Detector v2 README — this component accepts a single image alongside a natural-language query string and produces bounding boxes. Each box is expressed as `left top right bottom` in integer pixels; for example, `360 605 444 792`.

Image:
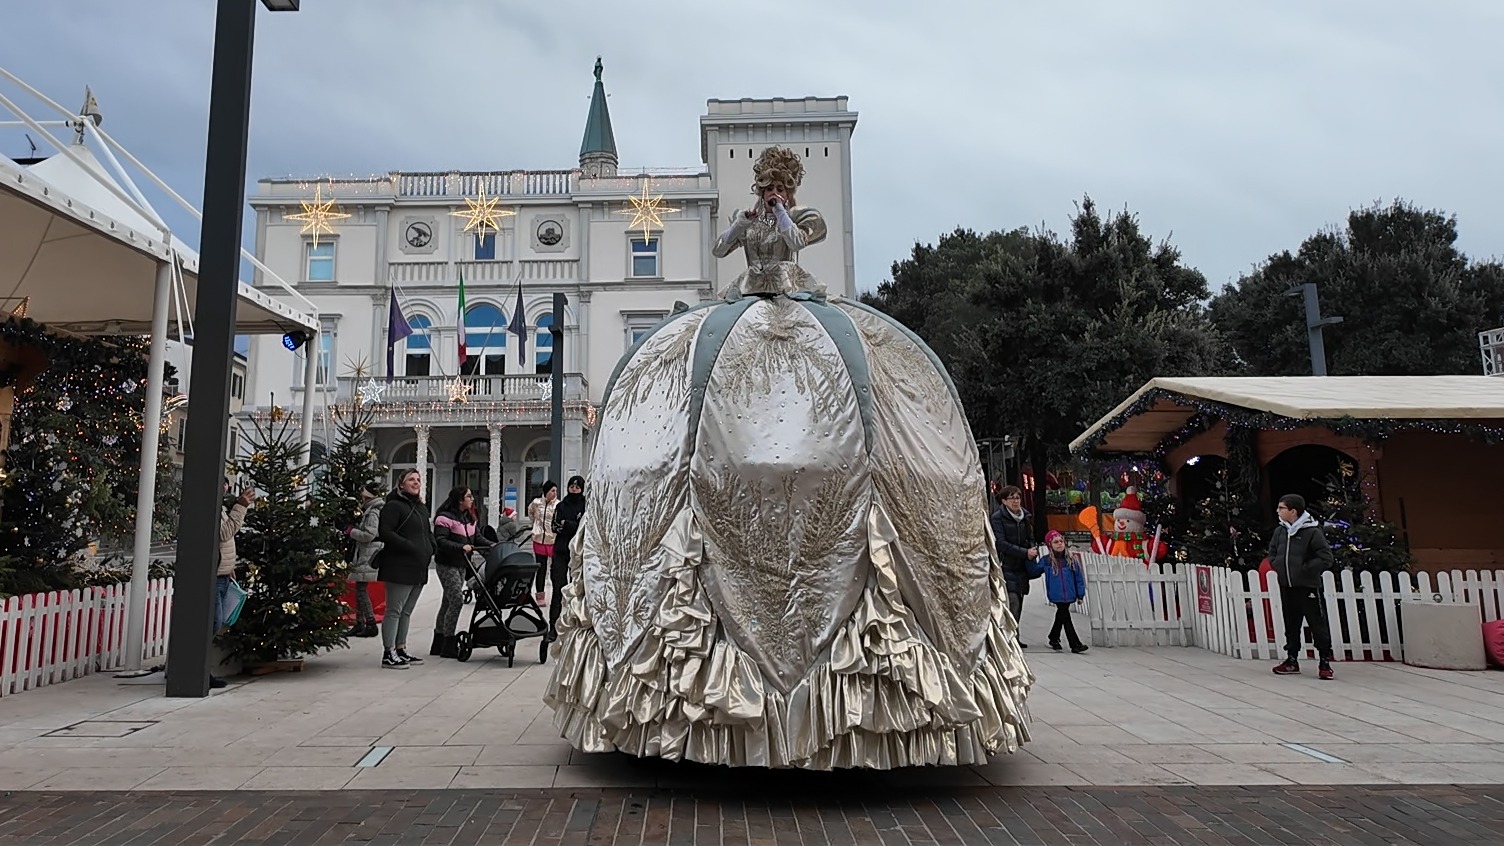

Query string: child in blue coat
1036 530 1089 653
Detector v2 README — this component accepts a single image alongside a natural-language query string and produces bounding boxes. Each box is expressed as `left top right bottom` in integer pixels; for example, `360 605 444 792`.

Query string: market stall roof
1 146 316 336
1070 376 1504 455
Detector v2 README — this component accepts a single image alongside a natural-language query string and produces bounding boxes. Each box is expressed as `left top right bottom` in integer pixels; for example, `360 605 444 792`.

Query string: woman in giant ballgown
544 147 1032 769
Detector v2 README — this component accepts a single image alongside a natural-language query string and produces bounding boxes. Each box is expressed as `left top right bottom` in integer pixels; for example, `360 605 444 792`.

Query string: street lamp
166 0 300 699
1284 283 1343 377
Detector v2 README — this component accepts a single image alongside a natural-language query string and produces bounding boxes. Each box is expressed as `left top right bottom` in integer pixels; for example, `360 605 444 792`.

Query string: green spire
579 56 617 160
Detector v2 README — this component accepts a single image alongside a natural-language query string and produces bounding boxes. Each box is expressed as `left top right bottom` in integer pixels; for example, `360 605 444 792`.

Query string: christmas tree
1309 460 1412 574
312 400 386 560
1174 462 1267 570
216 413 348 665
0 319 147 594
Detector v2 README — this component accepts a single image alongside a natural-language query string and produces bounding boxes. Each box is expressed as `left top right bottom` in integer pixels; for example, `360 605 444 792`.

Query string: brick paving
2 785 1503 845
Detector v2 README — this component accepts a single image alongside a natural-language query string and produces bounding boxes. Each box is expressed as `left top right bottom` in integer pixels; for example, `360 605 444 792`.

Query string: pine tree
1309 460 1412 574
312 401 386 562
216 414 348 665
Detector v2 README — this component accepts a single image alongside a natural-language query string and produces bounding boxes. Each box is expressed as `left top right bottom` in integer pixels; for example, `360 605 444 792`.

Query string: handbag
223 579 248 628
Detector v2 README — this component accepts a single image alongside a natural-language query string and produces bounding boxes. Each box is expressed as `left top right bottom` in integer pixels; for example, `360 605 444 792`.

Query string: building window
474 232 497 261
306 241 335 282
295 318 338 388
534 313 554 374
462 303 507 376
230 372 244 400
630 237 659 278
622 311 666 351
174 417 187 450
404 315 432 376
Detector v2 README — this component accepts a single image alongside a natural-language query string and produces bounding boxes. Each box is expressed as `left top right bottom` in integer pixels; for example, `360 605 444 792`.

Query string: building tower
699 97 859 299
579 57 618 178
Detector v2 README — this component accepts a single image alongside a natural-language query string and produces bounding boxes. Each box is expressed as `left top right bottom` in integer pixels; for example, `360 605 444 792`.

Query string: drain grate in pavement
1282 742 1347 763
43 720 158 738
356 746 393 767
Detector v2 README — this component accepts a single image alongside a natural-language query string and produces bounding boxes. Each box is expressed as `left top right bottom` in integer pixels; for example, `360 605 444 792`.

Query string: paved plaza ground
2 591 1504 843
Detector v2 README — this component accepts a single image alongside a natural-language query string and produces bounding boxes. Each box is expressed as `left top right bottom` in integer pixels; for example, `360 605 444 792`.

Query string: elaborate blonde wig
751 146 805 204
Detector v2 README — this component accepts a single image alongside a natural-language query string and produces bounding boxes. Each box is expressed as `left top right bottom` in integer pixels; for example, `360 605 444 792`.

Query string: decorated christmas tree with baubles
1310 460 1411 575
216 412 348 666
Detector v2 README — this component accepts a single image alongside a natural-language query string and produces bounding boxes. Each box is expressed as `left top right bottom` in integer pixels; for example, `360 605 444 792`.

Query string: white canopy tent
0 68 320 673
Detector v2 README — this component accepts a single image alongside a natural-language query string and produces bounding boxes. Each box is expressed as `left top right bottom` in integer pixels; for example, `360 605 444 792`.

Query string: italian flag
456 271 467 366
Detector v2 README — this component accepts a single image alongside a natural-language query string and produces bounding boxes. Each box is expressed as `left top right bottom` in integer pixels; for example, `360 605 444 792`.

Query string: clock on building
405 221 433 248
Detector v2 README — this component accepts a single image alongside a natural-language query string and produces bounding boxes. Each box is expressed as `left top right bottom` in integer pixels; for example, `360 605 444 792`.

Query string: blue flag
386 290 413 383
506 285 528 364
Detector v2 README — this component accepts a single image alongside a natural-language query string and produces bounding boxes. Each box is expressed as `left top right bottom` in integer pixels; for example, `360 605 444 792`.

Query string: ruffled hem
543 502 1033 770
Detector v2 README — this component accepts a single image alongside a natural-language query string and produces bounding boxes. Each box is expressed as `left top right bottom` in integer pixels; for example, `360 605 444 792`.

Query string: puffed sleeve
777 206 828 252
712 211 749 258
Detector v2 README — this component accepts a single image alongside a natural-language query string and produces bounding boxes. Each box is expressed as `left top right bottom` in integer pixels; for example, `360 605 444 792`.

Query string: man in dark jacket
1268 493 1337 680
989 485 1039 648
547 475 588 640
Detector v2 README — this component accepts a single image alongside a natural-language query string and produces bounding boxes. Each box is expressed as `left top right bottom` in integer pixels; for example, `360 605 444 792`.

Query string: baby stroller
454 517 550 667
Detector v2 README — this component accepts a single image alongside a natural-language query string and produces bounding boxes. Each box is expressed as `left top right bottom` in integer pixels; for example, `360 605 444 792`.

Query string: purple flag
386 290 413 383
506 285 528 363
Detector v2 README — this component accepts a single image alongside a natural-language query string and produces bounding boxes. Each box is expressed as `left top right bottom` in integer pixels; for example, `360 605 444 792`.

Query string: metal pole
1289 282 1343 377
166 0 258 698
549 293 566 486
299 330 317 466
1302 284 1328 377
122 260 172 673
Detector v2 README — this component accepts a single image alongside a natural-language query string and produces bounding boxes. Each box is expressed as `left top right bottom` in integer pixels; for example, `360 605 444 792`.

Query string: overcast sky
4 1 1501 294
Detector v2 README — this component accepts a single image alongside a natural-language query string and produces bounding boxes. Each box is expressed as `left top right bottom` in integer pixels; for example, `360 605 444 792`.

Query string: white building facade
243 63 858 519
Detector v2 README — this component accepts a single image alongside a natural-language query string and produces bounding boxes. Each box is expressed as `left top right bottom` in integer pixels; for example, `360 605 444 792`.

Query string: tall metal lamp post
1286 282 1343 377
549 293 567 486
165 0 301 699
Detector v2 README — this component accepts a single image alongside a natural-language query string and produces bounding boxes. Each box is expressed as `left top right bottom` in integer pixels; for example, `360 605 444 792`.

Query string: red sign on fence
1196 565 1214 615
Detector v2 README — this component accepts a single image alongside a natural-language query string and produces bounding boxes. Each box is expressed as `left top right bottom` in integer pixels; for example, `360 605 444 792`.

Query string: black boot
360 620 380 637
429 632 444 656
440 635 461 659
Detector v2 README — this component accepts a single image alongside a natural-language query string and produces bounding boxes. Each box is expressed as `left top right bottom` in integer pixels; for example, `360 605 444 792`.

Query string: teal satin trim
838 300 965 410
599 300 721 414
797 299 874 456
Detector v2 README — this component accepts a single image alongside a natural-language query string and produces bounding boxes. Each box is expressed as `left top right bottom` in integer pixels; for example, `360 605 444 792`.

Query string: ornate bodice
713 206 829 295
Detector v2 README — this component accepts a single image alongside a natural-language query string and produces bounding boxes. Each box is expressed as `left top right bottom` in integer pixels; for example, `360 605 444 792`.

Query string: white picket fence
0 578 173 696
1080 553 1504 662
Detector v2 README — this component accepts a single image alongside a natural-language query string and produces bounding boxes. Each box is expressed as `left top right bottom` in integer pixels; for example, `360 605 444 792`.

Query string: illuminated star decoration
614 179 679 243
446 377 474 403
538 381 553 403
449 188 516 234
355 379 386 405
285 183 350 248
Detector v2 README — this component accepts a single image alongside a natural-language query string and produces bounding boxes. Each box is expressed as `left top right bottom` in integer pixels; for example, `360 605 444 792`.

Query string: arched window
535 313 553 374
463 303 507 376
404 314 433 376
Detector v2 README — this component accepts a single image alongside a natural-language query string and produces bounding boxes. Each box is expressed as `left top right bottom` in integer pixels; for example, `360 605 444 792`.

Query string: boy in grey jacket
1268 494 1336 680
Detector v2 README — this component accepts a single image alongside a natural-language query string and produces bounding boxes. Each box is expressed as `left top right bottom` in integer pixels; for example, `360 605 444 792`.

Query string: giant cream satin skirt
544 288 1033 769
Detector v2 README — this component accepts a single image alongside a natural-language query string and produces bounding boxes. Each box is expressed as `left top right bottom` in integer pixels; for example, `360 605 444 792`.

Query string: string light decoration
354 379 386 405
449 188 516 234
285 183 351 248
446 377 474 403
614 179 679 243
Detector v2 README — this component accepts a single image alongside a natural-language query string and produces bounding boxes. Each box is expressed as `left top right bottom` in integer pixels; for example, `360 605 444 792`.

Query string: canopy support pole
122 259 172 673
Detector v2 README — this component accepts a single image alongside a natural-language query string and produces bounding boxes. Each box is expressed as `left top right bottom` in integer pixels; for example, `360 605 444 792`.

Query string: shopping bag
223 579 248 628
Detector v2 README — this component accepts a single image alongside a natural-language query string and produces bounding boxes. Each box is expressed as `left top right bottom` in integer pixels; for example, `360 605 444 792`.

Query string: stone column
415 423 430 507
487 423 503 525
